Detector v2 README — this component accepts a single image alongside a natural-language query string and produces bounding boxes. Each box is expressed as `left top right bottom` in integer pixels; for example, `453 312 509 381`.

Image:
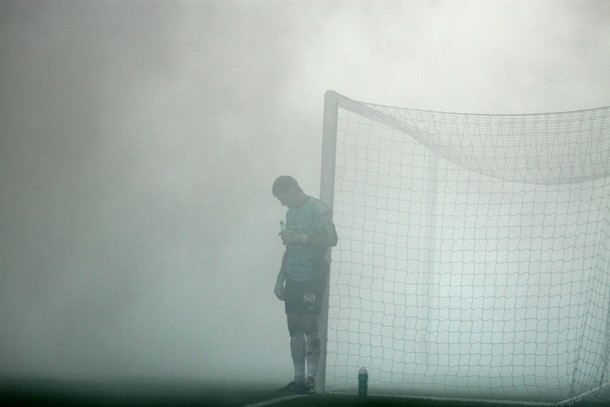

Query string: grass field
0 378 606 407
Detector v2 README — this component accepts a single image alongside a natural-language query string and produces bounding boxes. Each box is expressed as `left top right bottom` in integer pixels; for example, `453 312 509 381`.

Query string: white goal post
317 91 610 405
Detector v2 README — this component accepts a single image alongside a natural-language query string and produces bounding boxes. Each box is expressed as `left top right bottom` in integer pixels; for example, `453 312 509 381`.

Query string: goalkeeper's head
272 176 305 208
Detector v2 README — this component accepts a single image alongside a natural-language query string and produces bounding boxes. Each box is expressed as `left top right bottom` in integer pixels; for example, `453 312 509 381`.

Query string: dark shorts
284 262 329 315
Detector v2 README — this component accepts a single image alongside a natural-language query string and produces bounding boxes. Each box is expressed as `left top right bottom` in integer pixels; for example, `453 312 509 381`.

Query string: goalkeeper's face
275 189 301 208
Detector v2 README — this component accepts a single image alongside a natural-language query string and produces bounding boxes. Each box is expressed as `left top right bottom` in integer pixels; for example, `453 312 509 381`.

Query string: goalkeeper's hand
274 280 285 301
279 229 307 245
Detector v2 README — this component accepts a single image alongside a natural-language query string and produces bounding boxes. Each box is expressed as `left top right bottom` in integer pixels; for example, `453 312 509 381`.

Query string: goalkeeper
272 176 337 394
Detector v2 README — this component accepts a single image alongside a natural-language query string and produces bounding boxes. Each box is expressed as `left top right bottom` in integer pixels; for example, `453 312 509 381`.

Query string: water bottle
358 367 368 396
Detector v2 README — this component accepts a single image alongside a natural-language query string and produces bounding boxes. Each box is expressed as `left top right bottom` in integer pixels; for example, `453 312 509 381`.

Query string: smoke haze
1 0 609 386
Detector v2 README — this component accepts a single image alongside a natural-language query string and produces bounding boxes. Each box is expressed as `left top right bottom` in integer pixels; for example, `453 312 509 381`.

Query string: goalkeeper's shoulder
309 196 331 212
313 202 338 247
307 196 337 247
308 197 334 223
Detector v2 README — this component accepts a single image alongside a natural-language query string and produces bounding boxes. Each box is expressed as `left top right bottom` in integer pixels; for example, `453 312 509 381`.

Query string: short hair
272 176 302 196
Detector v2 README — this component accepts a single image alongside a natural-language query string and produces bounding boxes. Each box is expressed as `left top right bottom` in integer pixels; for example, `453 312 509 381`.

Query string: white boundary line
242 394 307 407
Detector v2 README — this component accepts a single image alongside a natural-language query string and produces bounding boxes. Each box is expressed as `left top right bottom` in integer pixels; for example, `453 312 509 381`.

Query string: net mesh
324 95 610 404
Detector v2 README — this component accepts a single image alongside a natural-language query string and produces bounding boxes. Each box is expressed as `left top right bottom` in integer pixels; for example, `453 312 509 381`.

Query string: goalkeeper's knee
290 332 306 357
306 332 320 356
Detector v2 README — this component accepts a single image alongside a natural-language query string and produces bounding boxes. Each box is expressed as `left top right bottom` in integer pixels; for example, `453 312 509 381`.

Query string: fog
1 0 609 388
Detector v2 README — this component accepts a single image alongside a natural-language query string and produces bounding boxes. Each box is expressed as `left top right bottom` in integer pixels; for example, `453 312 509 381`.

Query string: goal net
319 91 610 404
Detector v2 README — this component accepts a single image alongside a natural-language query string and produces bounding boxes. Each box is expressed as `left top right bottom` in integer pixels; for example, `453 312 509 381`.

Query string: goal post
318 91 610 404
317 90 339 393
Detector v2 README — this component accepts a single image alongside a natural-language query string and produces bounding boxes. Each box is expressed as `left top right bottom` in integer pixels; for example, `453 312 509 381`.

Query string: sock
305 332 321 379
290 332 306 384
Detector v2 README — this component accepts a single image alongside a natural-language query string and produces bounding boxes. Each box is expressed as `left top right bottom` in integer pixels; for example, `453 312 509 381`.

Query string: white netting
323 94 610 404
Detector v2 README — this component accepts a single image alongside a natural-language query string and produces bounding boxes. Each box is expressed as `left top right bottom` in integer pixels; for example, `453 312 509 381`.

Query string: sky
1 0 609 388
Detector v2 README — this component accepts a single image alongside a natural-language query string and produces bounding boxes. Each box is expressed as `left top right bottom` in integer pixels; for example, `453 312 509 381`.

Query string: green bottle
358 367 368 396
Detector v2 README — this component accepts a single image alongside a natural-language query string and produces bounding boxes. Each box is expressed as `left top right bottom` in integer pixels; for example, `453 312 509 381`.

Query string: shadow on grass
0 377 282 406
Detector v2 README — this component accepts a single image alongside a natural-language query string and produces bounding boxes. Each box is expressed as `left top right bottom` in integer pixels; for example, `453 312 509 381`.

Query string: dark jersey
284 196 334 282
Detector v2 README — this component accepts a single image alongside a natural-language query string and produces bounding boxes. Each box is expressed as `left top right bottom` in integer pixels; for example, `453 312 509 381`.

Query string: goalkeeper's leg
303 315 320 392
290 329 306 384
275 314 308 394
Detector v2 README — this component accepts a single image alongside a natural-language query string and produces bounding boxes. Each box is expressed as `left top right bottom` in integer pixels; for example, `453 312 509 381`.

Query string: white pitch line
242 394 307 407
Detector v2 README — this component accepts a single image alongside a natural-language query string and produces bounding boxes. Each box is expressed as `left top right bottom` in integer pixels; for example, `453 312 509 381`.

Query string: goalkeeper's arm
281 223 338 247
308 223 338 248
274 251 287 300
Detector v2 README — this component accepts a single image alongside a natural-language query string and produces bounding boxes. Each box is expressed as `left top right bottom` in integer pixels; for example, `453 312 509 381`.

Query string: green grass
0 378 274 406
0 378 602 407
272 393 551 407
